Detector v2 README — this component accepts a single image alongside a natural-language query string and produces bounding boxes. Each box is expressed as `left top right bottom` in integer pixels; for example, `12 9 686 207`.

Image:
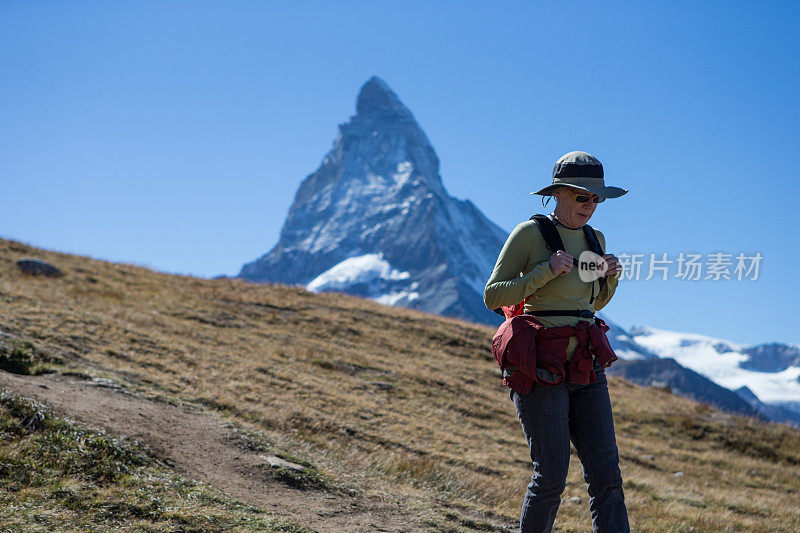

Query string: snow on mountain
307 253 411 292
238 77 507 325
629 325 800 419
306 253 420 306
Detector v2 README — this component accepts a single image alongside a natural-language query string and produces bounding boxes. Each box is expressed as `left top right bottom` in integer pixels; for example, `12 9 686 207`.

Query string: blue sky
2 1 799 345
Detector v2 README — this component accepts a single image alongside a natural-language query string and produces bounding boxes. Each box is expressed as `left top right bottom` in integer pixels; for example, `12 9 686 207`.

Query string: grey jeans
510 360 630 533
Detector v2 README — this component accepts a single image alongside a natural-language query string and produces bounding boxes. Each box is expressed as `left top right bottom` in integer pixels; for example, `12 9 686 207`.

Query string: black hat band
553 162 604 180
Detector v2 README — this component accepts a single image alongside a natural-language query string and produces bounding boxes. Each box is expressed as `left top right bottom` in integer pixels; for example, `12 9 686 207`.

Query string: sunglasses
565 189 605 203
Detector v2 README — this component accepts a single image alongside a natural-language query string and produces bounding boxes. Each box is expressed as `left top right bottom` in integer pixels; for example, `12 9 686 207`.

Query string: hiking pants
510 359 630 533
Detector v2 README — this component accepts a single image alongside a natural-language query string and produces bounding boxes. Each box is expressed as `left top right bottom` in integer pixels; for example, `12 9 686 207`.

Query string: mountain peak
356 77 413 120
239 77 509 326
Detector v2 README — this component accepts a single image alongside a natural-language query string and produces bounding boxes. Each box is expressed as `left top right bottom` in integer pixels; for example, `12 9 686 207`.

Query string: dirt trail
0 370 428 532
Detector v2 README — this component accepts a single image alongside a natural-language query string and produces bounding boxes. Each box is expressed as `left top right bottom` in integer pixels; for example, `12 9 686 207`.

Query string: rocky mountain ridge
239 77 506 325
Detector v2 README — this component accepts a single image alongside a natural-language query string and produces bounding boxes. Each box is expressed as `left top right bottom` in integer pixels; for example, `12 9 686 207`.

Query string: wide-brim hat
531 151 628 198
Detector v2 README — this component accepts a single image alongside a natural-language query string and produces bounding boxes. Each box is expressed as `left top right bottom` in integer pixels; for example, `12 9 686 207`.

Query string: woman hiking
484 151 630 532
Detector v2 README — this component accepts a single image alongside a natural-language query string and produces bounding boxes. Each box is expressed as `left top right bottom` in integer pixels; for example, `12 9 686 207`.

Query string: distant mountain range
601 315 800 427
238 77 799 427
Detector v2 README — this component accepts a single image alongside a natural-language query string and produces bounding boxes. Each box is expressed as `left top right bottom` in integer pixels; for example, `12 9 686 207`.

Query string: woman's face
553 186 600 227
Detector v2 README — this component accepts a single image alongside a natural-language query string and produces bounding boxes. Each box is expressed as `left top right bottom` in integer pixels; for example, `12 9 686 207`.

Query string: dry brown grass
2 236 799 532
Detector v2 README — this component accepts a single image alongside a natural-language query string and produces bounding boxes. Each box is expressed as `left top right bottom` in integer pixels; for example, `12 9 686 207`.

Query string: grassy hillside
0 388 305 532
2 237 800 532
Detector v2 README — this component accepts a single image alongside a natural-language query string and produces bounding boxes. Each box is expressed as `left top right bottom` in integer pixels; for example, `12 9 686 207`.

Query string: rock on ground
16 258 63 277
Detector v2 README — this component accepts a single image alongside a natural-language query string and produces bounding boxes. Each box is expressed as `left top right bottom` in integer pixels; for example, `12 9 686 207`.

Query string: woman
484 151 630 532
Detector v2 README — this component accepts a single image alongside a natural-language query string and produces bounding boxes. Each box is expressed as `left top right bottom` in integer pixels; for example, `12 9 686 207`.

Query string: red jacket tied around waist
491 315 618 394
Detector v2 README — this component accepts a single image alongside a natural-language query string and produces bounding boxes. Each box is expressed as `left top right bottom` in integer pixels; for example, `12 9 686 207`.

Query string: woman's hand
603 254 622 276
549 250 574 276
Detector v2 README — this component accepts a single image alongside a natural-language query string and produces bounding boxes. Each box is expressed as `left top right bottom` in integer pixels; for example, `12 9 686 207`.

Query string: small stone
673 471 684 477
639 454 655 462
370 381 394 390
565 496 582 504
16 258 63 278
262 455 306 472
88 377 121 389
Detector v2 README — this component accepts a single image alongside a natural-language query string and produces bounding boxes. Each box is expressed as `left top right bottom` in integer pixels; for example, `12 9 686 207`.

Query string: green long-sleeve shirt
484 219 620 359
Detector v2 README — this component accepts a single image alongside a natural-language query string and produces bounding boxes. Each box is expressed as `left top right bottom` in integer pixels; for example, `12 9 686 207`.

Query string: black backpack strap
582 224 604 255
531 214 566 253
582 223 607 303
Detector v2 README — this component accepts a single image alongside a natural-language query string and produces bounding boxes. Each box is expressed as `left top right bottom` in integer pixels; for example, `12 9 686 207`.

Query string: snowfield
306 253 410 293
630 325 800 405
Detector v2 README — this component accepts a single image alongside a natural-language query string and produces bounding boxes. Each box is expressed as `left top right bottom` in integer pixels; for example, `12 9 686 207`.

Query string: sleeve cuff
526 260 557 292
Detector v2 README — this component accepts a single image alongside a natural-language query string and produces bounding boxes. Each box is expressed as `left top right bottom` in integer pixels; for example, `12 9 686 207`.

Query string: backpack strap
582 223 607 303
582 223 604 256
531 214 565 253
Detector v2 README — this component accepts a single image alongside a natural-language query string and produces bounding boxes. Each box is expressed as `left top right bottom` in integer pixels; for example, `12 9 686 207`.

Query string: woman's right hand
549 250 574 276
